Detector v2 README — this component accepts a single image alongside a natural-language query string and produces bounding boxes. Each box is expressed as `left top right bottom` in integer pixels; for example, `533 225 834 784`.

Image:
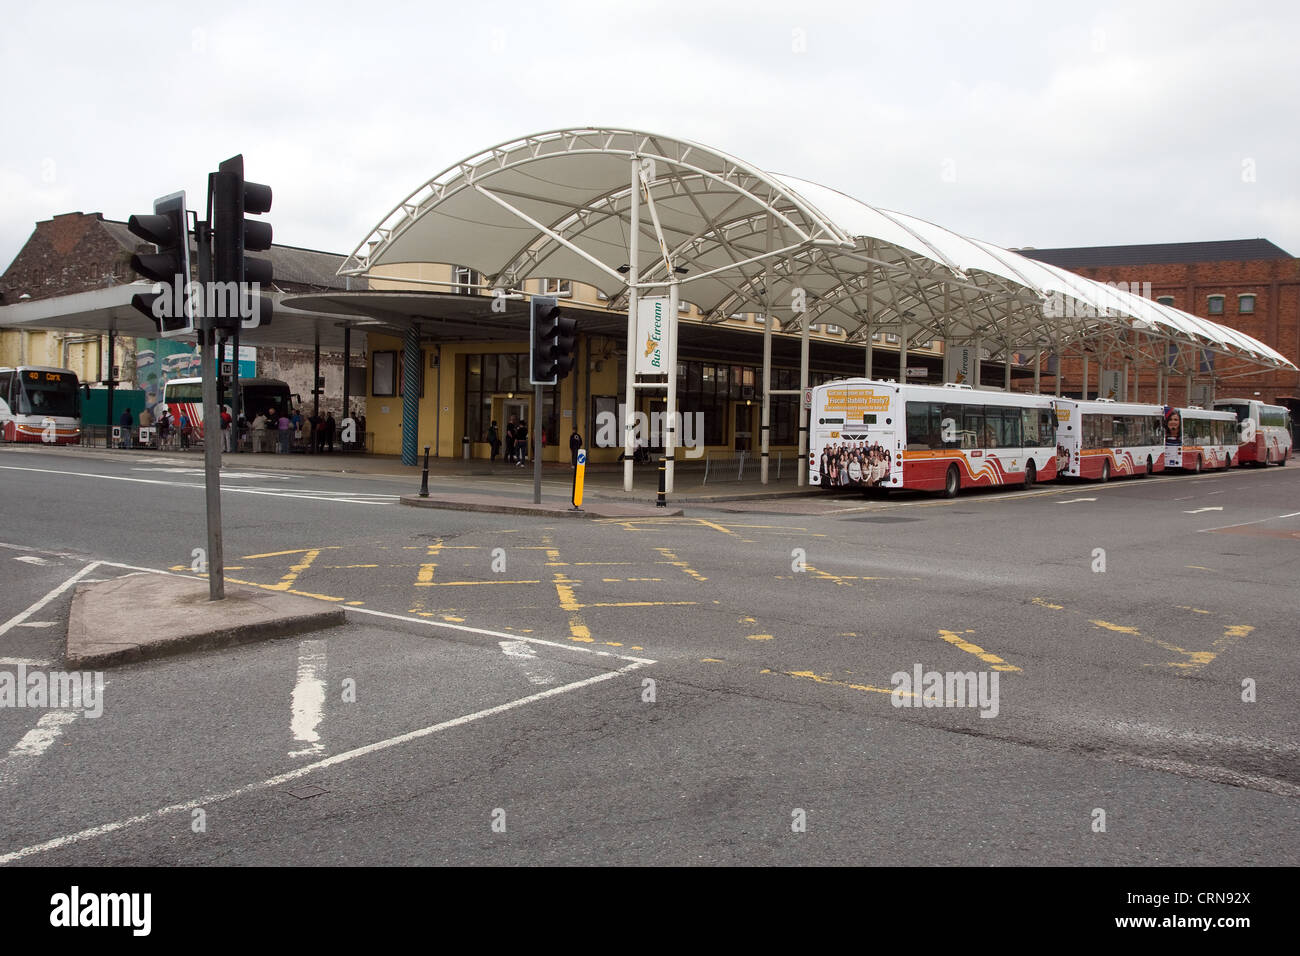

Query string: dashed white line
289 640 327 758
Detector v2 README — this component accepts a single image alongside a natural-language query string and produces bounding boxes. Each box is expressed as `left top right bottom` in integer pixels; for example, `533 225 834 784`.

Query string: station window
1156 295 1175 306
453 266 480 295
1238 294 1256 314
542 278 572 297
1207 295 1225 315
826 324 841 335
886 333 898 343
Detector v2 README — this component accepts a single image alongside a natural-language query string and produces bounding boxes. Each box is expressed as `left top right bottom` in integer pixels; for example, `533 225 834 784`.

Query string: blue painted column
401 324 420 466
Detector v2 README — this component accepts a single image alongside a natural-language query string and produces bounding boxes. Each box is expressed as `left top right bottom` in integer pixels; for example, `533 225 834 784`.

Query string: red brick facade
0 212 136 304
1044 257 1300 406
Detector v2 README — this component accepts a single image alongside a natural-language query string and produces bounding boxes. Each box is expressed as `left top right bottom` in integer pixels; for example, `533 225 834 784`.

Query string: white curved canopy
343 127 1294 376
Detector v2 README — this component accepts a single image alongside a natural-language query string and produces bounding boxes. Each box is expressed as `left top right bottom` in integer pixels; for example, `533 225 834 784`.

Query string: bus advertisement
161 377 294 440
0 366 81 444
809 379 1058 497
1163 406 1237 472
1052 398 1167 481
1212 398 1292 466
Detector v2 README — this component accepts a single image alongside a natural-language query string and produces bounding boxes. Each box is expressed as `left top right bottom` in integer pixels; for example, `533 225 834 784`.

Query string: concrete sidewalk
67 573 345 668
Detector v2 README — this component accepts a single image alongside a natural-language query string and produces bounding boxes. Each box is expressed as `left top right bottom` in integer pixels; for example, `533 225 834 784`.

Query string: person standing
157 409 172 450
120 408 133 449
178 411 191 450
488 421 501 463
505 415 517 465
278 411 292 454
220 406 233 453
325 413 336 453
250 412 267 453
569 428 583 468
515 418 529 467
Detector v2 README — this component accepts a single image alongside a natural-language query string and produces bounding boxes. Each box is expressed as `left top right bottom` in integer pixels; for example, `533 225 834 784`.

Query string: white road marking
1057 497 1096 504
1184 506 1224 514
289 640 327 757
0 561 102 639
0 662 648 864
0 658 51 667
1197 510 1300 533
0 466 397 505
14 622 58 629
0 712 80 786
13 556 49 566
498 639 557 686
344 605 655 665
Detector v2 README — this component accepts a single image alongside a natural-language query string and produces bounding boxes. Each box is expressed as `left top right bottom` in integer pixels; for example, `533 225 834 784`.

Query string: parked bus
161 376 294 440
1163 406 1237 472
809 379 1058 497
1212 398 1292 466
0 366 81 444
1052 398 1166 480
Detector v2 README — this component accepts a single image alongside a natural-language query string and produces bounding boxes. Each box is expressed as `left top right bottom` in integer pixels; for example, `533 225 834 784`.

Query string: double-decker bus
1052 398 1166 480
1212 398 1292 466
1163 406 1237 472
0 366 81 444
809 379 1058 497
161 376 294 440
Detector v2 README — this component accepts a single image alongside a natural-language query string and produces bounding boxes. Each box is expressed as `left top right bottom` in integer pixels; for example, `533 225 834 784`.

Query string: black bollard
656 456 667 508
419 445 430 498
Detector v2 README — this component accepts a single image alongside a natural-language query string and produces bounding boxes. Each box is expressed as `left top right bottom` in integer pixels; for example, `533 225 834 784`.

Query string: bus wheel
943 464 960 498
1100 459 1111 483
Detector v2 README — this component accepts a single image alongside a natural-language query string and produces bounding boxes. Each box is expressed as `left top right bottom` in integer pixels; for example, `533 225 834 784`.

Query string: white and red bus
0 366 81 444
1163 406 1237 472
160 376 294 440
809 379 1059 497
1052 399 1167 480
1212 398 1292 466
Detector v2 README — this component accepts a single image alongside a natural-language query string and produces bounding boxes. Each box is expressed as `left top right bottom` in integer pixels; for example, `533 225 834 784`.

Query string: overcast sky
3 0 1297 274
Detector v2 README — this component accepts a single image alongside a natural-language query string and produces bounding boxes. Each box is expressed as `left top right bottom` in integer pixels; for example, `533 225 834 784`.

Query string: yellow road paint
937 629 1022 672
585 600 697 608
415 563 437 584
1176 606 1212 614
1186 565 1216 572
693 518 736 536
346 601 364 606
242 547 340 560
264 549 322 592
701 658 723 663
601 577 663 582
225 577 346 603
1032 598 1064 610
325 564 380 569
746 634 774 641
443 615 465 622
654 547 708 582
764 668 907 698
414 580 541 586
838 632 857 637
1089 620 1217 669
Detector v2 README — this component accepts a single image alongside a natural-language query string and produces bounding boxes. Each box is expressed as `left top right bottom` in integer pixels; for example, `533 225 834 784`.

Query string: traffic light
128 191 194 338
530 295 577 385
213 154 273 329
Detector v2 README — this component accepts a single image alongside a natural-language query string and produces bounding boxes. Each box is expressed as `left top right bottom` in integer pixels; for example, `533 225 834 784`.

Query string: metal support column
797 309 810 486
401 324 420 466
1082 355 1089 401
665 277 680 494
759 210 773 485
623 157 640 493
231 327 241 449
342 324 352 427
106 327 116 447
898 324 908 381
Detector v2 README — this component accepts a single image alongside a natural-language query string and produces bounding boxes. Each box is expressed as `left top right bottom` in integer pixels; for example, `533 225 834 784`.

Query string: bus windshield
242 383 292 418
19 372 80 417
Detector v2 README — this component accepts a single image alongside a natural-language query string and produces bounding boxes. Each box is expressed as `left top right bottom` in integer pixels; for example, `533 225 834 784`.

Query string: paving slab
399 492 682 518
66 574 345 668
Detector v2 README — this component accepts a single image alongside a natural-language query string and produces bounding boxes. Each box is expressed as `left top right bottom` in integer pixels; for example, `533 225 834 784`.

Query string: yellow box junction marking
654 547 708 582
762 668 911 699
936 629 1022 672
1089 619 1216 669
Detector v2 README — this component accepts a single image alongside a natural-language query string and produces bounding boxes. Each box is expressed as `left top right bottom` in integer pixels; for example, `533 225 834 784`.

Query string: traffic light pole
195 214 225 602
533 383 543 504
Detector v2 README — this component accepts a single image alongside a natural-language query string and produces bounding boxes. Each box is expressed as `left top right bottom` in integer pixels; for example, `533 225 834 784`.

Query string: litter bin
462 435 471 459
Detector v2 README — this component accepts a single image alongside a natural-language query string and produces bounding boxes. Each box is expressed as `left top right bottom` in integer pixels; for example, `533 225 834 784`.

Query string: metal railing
701 450 784 483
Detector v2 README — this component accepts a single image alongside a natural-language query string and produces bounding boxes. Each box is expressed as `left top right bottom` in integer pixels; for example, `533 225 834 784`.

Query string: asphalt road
1 445 1297 865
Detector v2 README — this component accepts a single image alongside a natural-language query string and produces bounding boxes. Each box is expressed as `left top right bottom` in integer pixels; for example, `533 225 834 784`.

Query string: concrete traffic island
66 574 345 668
399 492 682 518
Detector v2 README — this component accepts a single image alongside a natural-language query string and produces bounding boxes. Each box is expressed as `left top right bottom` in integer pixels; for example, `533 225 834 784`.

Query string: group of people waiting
487 415 531 467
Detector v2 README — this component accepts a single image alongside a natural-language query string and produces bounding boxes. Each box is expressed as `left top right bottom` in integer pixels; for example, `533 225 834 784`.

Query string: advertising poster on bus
816 384 892 488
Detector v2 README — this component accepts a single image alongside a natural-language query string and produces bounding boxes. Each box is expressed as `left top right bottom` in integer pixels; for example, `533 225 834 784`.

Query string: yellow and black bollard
419 445 430 498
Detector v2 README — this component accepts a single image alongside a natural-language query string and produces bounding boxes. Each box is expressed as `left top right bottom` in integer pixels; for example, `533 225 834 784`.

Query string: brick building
1020 239 1299 406
0 211 368 418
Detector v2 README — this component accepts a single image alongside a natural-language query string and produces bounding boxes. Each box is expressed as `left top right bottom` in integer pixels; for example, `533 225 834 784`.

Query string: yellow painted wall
0 330 108 382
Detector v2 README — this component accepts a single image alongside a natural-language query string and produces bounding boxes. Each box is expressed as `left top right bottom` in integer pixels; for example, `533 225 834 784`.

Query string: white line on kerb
0 561 102 638
0 662 648 865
